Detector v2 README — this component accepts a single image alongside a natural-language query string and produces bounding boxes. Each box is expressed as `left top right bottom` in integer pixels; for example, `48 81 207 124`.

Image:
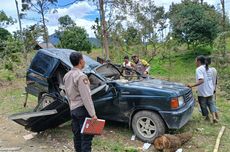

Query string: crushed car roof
39 48 101 70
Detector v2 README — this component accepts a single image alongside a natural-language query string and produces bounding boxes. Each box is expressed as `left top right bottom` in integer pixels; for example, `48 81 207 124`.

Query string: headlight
171 96 184 109
178 96 185 107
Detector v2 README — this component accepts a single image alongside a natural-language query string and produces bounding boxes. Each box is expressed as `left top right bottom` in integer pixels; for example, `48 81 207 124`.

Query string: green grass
0 46 230 151
0 78 37 115
0 69 16 81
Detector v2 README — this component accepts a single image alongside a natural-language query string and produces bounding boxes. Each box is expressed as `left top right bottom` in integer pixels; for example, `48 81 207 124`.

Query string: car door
10 72 114 132
10 97 71 132
26 51 59 97
90 65 122 120
87 73 115 117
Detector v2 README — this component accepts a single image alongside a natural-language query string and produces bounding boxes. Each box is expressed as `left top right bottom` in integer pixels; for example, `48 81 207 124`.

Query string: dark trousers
198 96 216 116
71 106 94 152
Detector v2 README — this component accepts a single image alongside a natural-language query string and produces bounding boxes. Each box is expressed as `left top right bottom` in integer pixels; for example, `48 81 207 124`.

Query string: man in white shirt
188 55 217 123
206 57 218 119
122 55 134 78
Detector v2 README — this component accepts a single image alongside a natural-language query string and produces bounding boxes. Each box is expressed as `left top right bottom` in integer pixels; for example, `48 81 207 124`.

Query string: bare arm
188 79 204 88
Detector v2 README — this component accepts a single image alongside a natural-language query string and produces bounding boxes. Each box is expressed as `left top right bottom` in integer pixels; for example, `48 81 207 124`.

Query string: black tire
132 110 165 142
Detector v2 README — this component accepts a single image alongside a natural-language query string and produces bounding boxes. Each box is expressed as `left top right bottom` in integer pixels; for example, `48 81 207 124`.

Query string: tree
214 31 230 100
110 0 166 57
123 26 141 45
0 10 14 27
14 24 43 52
21 0 57 48
58 15 76 29
58 26 91 53
61 0 110 59
0 28 11 41
56 15 76 38
168 0 222 48
92 17 103 54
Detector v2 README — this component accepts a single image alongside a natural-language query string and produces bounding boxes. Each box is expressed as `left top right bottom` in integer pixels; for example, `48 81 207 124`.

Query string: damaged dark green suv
10 48 195 142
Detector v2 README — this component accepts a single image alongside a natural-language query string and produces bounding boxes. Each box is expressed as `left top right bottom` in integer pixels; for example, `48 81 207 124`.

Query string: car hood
127 78 188 95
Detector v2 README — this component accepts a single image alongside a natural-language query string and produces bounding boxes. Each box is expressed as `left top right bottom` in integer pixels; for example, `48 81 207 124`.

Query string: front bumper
159 98 195 129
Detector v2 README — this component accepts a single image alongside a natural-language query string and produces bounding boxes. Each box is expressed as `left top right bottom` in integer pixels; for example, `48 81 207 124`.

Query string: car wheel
34 93 55 111
132 110 165 142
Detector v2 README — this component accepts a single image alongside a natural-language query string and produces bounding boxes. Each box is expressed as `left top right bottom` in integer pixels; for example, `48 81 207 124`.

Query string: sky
0 0 229 38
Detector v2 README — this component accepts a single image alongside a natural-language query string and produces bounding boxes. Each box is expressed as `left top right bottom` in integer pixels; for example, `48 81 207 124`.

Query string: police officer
63 52 97 152
131 55 150 76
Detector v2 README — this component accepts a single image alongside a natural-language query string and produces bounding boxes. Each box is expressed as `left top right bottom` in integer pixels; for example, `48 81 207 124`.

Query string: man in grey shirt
64 52 97 152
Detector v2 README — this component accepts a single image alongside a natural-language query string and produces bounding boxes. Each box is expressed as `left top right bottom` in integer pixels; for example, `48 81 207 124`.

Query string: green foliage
168 0 221 48
14 24 43 52
0 28 11 41
0 69 15 81
58 15 76 29
213 31 230 99
0 36 23 71
4 37 23 56
58 26 91 53
21 0 58 44
123 26 141 45
21 0 57 11
4 61 13 71
0 10 14 27
92 17 102 44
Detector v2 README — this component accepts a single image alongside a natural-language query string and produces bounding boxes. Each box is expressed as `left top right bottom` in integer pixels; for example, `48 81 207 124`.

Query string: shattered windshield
94 63 147 82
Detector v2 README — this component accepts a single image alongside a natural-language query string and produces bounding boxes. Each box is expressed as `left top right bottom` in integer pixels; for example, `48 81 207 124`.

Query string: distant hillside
48 33 101 48
88 37 101 48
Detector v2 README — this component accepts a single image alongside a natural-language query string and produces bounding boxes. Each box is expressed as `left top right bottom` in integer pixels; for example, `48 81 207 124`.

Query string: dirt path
0 115 74 152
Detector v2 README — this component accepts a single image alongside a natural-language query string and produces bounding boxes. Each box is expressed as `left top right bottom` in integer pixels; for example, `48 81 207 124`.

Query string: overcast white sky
0 0 229 38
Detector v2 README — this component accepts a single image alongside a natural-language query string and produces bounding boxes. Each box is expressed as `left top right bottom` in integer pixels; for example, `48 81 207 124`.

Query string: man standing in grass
64 52 97 152
188 55 218 123
206 56 219 120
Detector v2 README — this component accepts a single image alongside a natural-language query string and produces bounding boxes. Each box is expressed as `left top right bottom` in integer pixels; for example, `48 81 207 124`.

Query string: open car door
9 96 71 132
10 73 110 132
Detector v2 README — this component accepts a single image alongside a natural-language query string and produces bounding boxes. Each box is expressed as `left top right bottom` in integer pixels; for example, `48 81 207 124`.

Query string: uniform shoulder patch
83 78 89 84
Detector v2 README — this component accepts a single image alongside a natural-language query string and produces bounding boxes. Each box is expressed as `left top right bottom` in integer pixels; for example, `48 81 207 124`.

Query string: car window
30 52 57 76
95 63 121 80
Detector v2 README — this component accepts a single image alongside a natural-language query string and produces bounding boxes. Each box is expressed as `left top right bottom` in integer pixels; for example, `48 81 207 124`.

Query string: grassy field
0 47 230 152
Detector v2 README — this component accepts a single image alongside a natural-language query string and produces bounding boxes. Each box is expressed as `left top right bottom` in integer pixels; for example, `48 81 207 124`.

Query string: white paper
131 135 136 141
176 148 183 152
23 133 37 140
142 143 151 151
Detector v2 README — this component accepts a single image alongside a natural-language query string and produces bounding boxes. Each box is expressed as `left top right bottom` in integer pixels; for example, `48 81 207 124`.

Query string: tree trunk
15 0 27 62
220 0 225 31
98 4 104 57
99 0 110 60
40 4 49 48
220 0 226 55
153 133 192 152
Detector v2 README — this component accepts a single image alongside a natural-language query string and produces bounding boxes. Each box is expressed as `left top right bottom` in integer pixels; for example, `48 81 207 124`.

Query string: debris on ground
131 135 136 141
0 147 21 151
142 143 151 151
213 126 225 152
196 128 204 132
23 133 37 140
176 148 183 152
153 132 192 152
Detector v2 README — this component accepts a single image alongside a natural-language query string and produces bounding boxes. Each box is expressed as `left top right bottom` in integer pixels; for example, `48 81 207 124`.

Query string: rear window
30 52 57 76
